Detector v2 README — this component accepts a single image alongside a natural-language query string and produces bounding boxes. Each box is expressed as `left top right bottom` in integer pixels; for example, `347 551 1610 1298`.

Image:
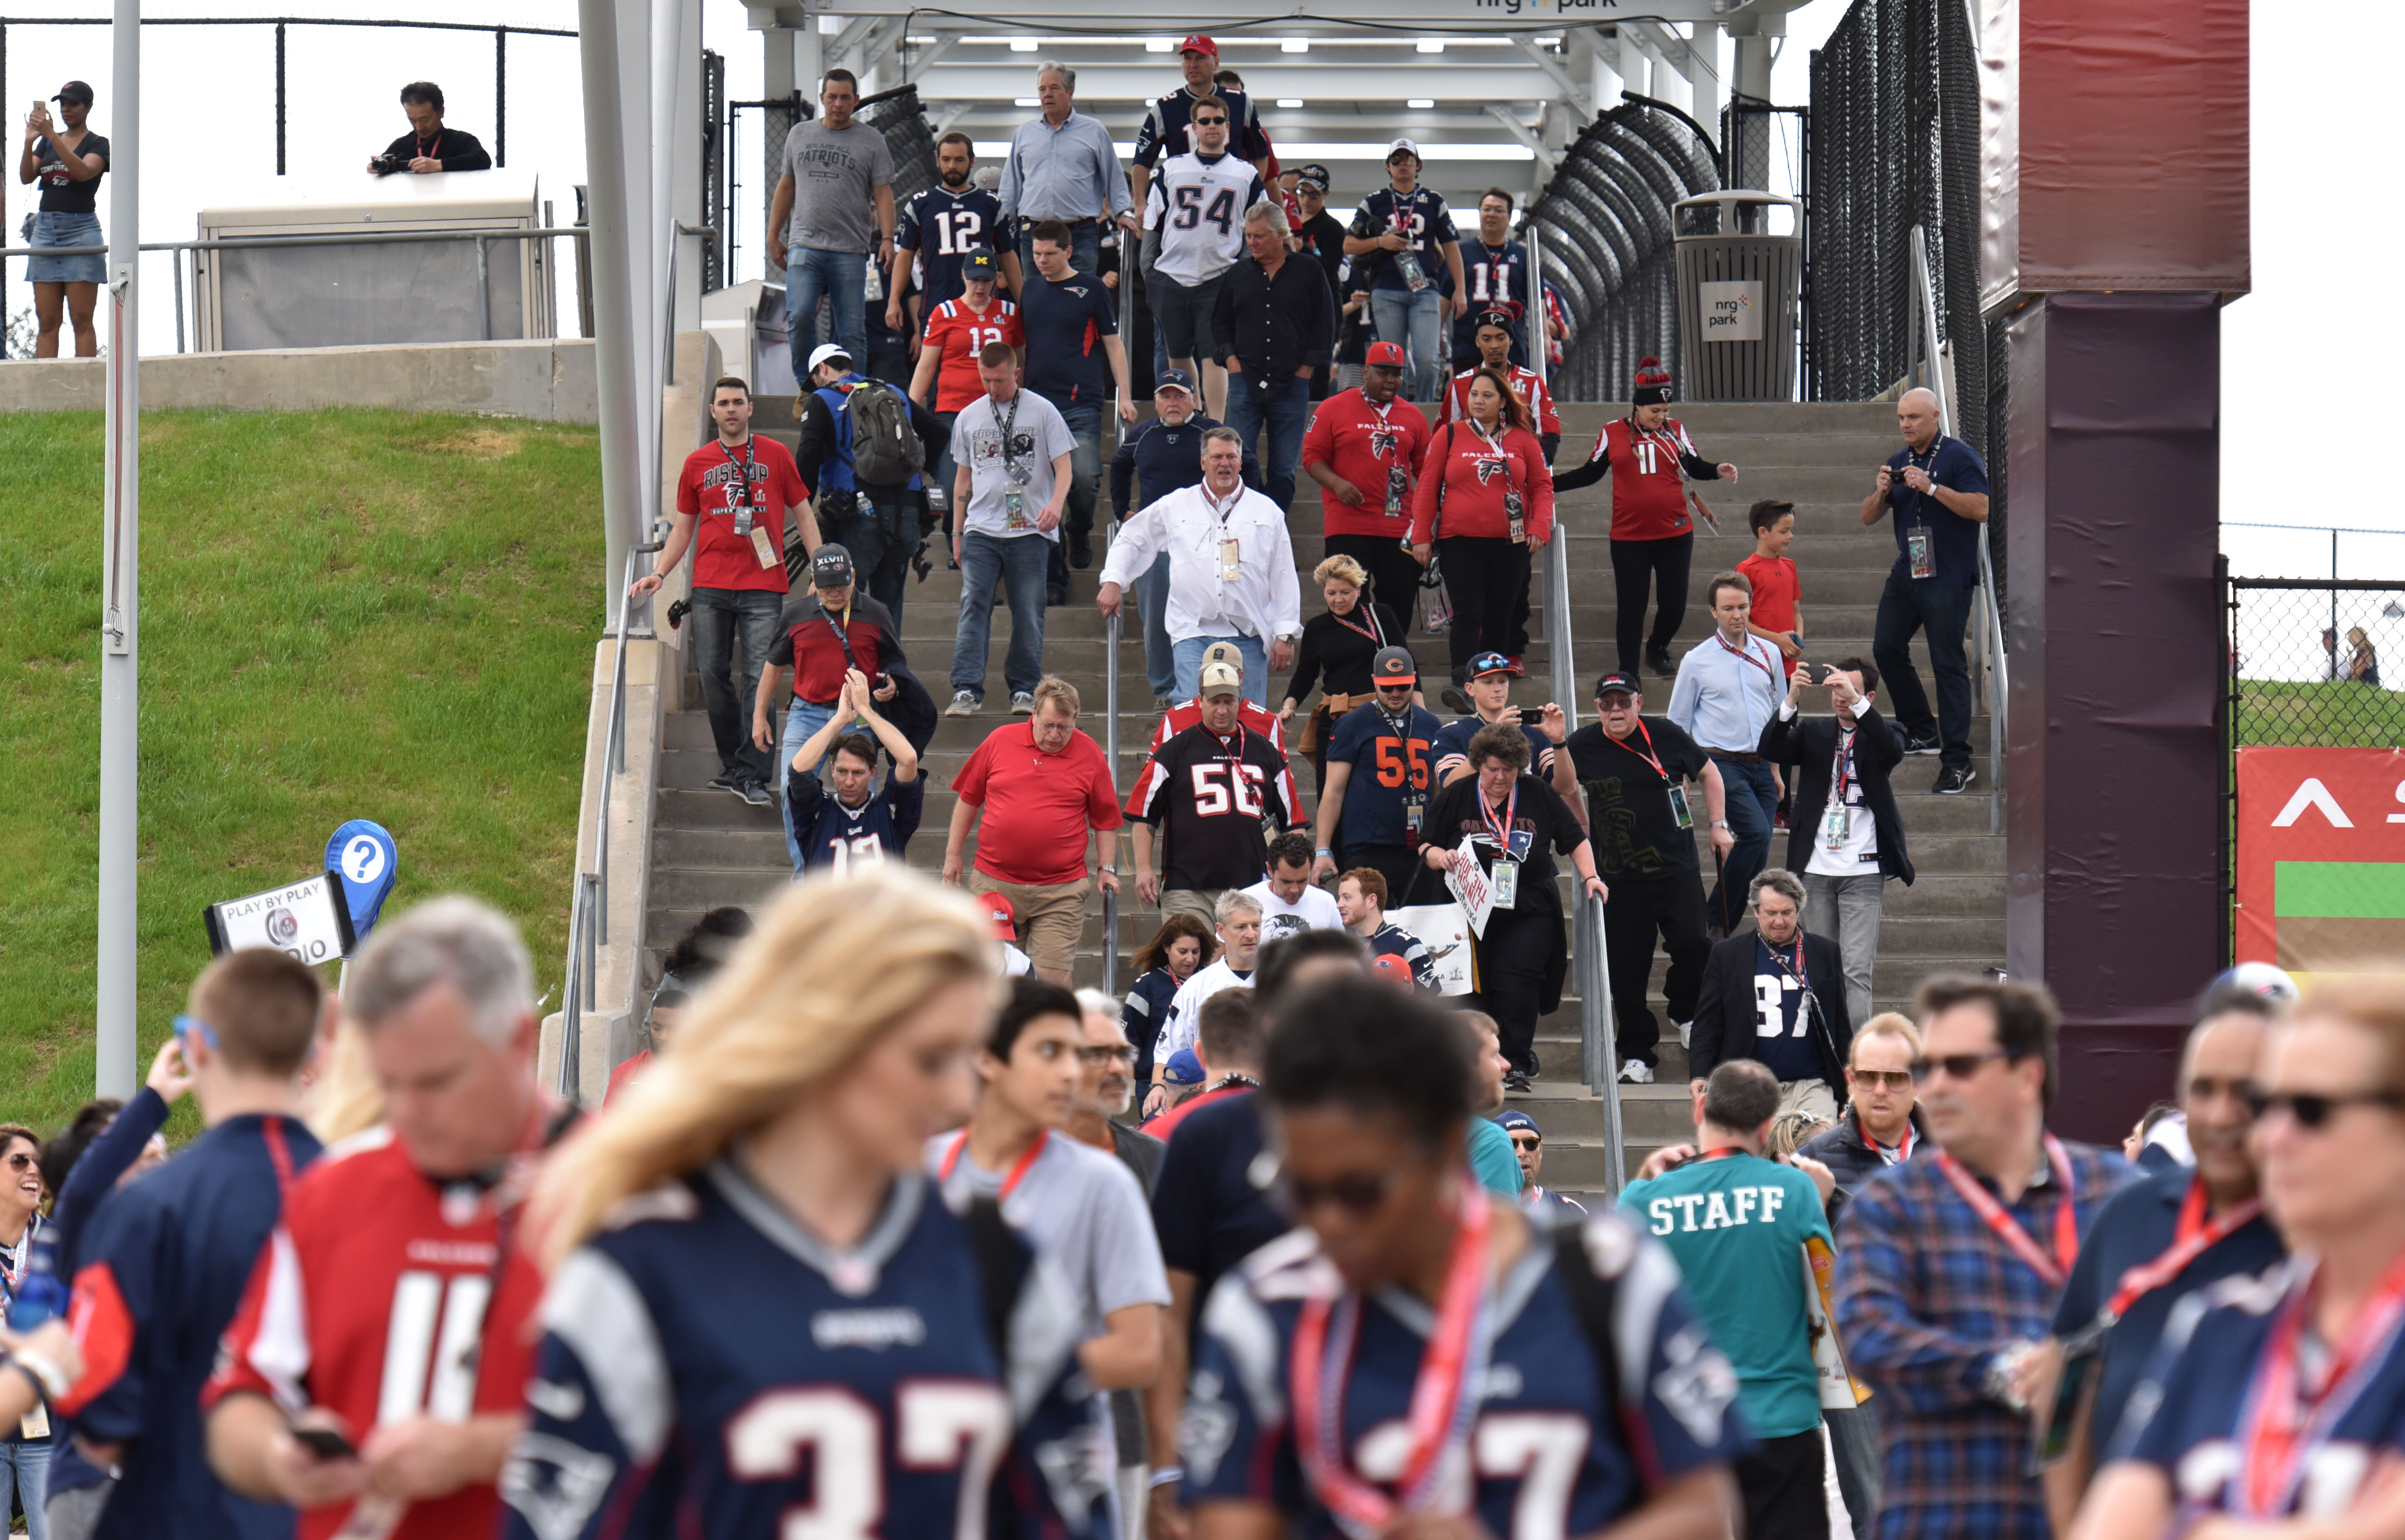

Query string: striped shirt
1833 1140 2132 1540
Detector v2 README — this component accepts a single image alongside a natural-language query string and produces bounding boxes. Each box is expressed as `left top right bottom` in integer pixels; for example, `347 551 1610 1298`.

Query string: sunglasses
1194 116 1228 127
4 1153 32 1173
174 1014 221 1052
1508 1135 1542 1153
2244 1088 2405 1129
1850 1069 1913 1091
1075 1045 1136 1067
1910 1048 2011 1083
1280 1168 1400 1217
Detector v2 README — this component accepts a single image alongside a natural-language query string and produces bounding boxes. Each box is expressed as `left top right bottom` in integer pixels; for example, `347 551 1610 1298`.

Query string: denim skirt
27 210 104 285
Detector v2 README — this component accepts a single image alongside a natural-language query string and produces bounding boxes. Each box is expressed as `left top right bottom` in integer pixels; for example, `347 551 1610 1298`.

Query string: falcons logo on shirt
1368 426 1400 459
1474 456 1508 485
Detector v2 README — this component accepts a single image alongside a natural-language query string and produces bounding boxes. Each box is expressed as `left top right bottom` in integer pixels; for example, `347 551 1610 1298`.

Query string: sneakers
1503 1069 1533 1095
1934 764 1977 795
1439 685 1473 715
946 691 980 717
1153 693 1178 711
1069 534 1093 569
736 779 772 807
1673 1018 1692 1049
1902 732 1942 756
705 771 741 797
1645 646 1675 679
1010 691 1037 715
1618 1060 1656 1085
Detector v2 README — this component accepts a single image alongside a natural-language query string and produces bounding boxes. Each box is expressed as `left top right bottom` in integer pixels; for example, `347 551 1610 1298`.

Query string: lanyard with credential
718 436 759 513
940 1127 1049 1204
2099 1179 2264 1325
1932 1136 2082 1288
1715 629 1780 689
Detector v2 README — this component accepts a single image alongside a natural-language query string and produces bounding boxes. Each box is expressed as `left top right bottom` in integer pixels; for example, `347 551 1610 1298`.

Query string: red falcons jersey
1298 389 1432 540
1582 416 1703 541
1437 364 1560 439
202 1126 549 1540
921 297 1024 413
1150 696 1287 757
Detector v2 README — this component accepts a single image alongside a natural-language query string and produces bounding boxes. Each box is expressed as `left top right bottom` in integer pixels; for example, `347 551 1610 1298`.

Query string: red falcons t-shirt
1735 552 1803 676
1299 389 1432 539
675 434 805 593
952 721 1123 886
921 297 1025 413
1436 364 1561 440
202 1126 548 1540
1581 416 1700 542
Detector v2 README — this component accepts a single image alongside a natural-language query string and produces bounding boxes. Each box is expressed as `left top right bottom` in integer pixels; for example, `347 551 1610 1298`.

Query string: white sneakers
1618 1060 1655 1084
1675 1019 1692 1049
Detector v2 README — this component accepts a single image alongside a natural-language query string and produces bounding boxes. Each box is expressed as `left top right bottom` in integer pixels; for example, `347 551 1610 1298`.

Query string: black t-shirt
1566 716 1710 879
1420 772 1585 911
376 128 493 175
1148 1092 1283 1314
1127 725 1299 892
1294 209 1347 296
35 130 107 214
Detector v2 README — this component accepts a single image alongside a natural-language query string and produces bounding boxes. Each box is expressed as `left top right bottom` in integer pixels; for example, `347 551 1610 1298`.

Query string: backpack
842 378 924 488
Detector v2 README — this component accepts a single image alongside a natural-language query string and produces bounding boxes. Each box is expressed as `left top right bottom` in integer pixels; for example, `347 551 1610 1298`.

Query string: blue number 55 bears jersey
1180 1208 1753 1539
499 1161 1111 1540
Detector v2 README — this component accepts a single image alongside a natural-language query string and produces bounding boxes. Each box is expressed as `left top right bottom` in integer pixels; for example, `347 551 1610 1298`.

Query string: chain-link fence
1527 100 1721 402
2229 579 2405 746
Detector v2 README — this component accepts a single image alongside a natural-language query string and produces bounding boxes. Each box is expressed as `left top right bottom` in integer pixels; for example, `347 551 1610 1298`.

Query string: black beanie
1632 355 1674 407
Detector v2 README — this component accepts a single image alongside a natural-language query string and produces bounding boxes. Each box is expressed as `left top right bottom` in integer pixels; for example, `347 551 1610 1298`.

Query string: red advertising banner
2234 748 2405 976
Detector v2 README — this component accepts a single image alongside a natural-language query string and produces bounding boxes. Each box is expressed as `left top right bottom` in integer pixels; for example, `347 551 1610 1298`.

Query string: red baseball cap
1179 34 1219 55
1366 341 1407 368
977 891 1017 941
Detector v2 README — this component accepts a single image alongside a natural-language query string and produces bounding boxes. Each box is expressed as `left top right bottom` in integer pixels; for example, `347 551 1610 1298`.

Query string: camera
370 152 411 177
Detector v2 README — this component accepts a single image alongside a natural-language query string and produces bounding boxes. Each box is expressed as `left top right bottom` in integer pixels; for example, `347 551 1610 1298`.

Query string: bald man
2035 983 2287 1528
1862 386 1991 796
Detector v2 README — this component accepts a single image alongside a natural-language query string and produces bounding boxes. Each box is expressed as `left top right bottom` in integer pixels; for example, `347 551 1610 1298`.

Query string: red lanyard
417 132 444 163
1479 779 1519 851
1330 603 1386 649
2103 1179 2264 1324
1767 931 1807 988
1623 720 1673 783
1867 1123 1915 1165
1932 1136 2081 1288
940 1128 1049 1204
1715 629 1780 687
2234 1247 2405 1517
1291 1176 1491 1536
719 436 759 511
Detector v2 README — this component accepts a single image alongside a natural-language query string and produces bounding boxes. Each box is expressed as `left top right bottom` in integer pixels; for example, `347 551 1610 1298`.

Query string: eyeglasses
1849 1069 1914 1091
1076 1045 1137 1067
2244 1087 2405 1129
1910 1049 2011 1084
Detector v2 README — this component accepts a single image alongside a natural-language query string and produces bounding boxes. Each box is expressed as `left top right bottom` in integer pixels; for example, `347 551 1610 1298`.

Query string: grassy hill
0 409 603 1134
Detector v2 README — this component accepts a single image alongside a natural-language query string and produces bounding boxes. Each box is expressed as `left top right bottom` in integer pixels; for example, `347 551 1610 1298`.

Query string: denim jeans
822 499 915 624
784 245 869 371
1046 400 1104 597
932 410 962 543
1872 569 1977 771
1172 632 1269 708
690 587 784 785
952 531 1051 699
1019 219 1101 280
1823 1401 1880 1539
1803 869 1885 1029
1135 555 1176 697
1707 754 1782 933
1224 372 1310 511
1371 285 1446 402
1 1438 51 1540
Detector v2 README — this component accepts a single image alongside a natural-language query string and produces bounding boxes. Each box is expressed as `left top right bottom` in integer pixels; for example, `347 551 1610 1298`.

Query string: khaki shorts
970 871 1090 981
1160 888 1223 933
1778 1077 1840 1123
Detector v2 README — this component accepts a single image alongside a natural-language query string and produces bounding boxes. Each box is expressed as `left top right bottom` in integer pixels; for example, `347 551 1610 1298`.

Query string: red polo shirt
952 721 1124 886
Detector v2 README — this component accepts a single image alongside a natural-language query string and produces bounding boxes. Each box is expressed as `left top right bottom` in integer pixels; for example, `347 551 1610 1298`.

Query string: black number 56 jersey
1125 724 1301 892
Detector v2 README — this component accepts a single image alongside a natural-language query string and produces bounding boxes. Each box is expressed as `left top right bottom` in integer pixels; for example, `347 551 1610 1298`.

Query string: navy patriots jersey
901 184 1016 310
788 766 925 873
1182 1209 1750 1538
500 1163 1107 1540
2117 1257 2405 1519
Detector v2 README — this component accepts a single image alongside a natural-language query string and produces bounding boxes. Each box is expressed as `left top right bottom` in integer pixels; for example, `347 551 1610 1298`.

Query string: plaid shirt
1833 1140 2131 1540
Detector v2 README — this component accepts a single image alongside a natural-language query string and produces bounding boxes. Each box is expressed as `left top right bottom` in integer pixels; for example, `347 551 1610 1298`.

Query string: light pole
95 0 141 1099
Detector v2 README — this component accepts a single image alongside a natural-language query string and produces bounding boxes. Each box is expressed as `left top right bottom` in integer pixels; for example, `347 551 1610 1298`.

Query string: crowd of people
0 869 2385 1540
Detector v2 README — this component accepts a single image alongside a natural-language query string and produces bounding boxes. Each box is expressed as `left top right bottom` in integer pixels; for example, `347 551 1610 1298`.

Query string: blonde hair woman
1279 552 1410 791
502 868 1092 1540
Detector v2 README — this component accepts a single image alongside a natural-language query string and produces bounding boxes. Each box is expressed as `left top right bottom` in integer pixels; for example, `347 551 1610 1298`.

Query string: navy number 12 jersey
1182 1209 1751 1539
500 1164 1105 1540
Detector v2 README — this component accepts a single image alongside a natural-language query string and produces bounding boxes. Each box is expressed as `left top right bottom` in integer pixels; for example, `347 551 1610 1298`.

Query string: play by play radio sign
2235 747 2405 977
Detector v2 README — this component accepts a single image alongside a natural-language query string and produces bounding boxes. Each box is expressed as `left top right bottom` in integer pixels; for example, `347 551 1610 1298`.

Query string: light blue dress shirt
1666 630 1785 753
999 109 1134 222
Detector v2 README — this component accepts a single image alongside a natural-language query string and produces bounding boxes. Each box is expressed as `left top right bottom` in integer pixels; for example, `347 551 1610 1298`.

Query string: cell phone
1808 664 1835 685
289 1424 359 1462
1517 707 1545 725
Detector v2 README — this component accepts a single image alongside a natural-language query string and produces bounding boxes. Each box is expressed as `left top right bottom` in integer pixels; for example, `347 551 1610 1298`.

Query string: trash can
1673 192 1801 401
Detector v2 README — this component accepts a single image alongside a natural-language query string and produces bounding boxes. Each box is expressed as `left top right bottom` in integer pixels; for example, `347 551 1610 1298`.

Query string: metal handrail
1099 225 1137 998
1907 225 2006 831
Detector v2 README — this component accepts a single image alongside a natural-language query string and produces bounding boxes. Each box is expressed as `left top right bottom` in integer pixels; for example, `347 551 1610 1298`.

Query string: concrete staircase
642 396 2005 1203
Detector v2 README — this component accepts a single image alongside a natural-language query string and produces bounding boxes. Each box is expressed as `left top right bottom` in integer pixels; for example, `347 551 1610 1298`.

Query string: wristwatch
1710 819 1731 830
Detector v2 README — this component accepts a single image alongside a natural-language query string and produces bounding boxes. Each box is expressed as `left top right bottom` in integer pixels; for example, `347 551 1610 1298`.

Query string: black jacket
1757 702 1914 885
1798 1105 1929 1223
376 128 490 173
1690 928 1853 1086
1211 252 1335 380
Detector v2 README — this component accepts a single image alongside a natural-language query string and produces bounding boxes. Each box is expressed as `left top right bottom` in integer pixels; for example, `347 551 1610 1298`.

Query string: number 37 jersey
499 1163 1107 1540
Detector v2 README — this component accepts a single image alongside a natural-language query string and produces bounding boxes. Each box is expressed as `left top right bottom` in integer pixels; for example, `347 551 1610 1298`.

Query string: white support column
1583 26 1623 111
658 0 703 324
1621 27 1653 101
95 0 140 1099
1689 21 1722 138
1731 21 1773 104
580 0 647 610
1727 17 1774 190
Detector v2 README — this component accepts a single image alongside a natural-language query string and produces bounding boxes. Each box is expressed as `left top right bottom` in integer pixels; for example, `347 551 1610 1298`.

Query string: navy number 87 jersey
500 1164 1106 1540
1181 1211 1751 1539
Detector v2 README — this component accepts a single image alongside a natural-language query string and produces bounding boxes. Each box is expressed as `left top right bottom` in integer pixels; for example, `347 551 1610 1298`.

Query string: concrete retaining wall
0 338 599 423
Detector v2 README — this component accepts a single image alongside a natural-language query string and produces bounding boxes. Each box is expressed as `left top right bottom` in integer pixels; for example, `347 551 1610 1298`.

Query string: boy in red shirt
1736 497 1803 677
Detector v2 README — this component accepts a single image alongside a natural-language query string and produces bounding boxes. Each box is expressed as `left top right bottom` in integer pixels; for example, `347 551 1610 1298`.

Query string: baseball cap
52 81 92 105
1593 671 1641 699
1199 660 1244 698
1370 952 1412 988
1495 1109 1541 1138
1365 341 1407 368
807 342 853 374
1179 34 1219 55
977 890 1017 941
1467 650 1521 679
1155 367 1197 394
811 544 855 589
1371 646 1418 687
1164 1048 1206 1087
1296 164 1332 191
1386 137 1420 160
1201 640 1245 675
962 246 998 278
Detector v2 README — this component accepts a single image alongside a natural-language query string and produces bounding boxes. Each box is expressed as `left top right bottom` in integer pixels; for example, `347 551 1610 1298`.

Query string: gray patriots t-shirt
782 118 895 255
